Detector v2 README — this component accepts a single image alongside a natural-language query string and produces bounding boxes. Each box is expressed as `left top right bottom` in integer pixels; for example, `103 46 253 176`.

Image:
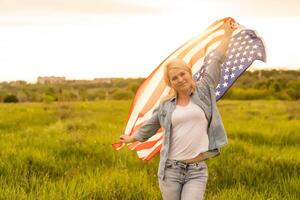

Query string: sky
0 0 300 82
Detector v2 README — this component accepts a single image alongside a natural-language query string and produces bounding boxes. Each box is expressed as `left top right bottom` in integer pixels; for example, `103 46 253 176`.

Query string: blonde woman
120 19 235 200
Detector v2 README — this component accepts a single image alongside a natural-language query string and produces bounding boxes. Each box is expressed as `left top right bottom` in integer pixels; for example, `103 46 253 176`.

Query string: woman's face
168 68 193 93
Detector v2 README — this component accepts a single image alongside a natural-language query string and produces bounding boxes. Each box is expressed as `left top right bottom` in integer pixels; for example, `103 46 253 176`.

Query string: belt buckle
176 160 189 169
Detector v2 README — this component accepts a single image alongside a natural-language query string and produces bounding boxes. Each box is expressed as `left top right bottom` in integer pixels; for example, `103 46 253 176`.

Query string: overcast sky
0 0 299 82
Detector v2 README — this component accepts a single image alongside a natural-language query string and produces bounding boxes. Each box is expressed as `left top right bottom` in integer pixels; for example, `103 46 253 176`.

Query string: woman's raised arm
205 19 236 87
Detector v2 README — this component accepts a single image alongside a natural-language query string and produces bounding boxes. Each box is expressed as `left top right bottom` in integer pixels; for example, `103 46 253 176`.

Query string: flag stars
229 55 234 59
238 65 244 70
257 52 262 57
225 67 229 72
223 82 228 88
245 45 250 49
232 66 237 71
216 91 220 96
231 48 236 53
224 74 229 80
237 36 242 40
248 39 254 43
248 56 253 61
240 57 246 62
234 42 239 46
235 53 240 57
233 59 238 64
245 35 250 39
226 61 231 65
253 44 258 49
238 46 243 51
243 51 247 56
230 73 235 78
250 50 255 54
241 41 246 45
216 84 220 89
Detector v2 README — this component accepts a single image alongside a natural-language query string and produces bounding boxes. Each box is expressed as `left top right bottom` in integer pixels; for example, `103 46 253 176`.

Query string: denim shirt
133 51 227 180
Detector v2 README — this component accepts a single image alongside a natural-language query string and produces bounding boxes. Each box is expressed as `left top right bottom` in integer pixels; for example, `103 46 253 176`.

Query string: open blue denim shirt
133 51 227 180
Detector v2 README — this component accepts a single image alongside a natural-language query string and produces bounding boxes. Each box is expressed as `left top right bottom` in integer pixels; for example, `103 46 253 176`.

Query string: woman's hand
224 18 237 37
215 18 237 55
119 134 135 143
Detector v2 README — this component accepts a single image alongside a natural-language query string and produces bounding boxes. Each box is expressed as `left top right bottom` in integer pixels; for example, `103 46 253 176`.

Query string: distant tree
86 91 106 101
62 91 78 101
3 94 19 103
271 82 281 92
43 95 55 104
17 91 28 102
46 87 55 96
128 83 140 93
285 88 300 100
0 91 5 102
113 78 129 88
112 89 133 100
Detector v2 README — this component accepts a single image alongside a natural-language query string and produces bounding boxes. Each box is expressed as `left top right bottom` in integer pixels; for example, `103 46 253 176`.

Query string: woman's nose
177 76 184 83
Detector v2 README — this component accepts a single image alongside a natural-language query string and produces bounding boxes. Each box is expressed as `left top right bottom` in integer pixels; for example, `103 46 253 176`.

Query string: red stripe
189 35 224 67
112 142 123 149
177 24 225 59
135 136 163 151
144 144 162 161
130 121 145 136
127 141 140 150
126 64 162 122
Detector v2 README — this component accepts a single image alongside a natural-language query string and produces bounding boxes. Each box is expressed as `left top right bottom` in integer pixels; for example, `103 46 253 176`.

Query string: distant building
37 76 66 84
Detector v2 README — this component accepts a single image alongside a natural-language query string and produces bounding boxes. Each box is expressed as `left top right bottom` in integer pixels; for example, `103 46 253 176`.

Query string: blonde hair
160 58 196 104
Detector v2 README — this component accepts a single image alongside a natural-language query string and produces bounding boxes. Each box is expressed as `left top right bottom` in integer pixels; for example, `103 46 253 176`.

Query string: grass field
0 100 299 200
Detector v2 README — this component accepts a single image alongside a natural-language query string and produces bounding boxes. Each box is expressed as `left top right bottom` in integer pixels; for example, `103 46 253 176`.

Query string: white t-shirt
168 100 209 160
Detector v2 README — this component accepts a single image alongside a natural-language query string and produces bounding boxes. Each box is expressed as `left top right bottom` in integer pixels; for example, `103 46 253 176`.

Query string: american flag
113 17 266 160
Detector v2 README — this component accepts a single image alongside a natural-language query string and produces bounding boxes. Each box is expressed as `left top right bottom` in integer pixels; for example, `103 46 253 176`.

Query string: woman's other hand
119 134 134 143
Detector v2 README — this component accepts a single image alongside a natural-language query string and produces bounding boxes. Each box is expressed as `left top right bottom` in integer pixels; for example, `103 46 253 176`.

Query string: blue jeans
158 159 208 200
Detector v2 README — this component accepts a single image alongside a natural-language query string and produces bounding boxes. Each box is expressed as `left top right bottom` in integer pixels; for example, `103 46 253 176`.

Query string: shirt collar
169 90 195 103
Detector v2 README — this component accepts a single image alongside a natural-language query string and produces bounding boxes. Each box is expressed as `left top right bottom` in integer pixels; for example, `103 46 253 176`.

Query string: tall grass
0 100 299 199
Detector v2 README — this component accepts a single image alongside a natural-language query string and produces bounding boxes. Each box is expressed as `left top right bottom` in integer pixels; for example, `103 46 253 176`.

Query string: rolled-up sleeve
205 51 226 88
133 105 161 142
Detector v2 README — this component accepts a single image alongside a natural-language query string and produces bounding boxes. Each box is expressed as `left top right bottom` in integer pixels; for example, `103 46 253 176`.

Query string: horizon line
1 67 299 83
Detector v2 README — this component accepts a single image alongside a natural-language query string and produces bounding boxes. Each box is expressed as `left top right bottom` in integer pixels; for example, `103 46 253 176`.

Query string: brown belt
179 153 205 164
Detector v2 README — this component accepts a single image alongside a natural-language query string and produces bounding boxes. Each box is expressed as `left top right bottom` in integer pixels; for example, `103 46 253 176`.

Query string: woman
120 19 235 200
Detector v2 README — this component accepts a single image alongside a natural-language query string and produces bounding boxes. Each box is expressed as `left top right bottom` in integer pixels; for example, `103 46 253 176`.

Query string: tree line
1 70 299 103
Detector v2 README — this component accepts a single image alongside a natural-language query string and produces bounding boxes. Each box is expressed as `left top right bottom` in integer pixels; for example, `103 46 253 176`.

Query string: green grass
0 100 299 199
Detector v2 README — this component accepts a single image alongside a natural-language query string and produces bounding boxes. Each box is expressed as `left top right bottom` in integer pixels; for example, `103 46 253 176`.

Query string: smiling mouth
178 83 187 87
